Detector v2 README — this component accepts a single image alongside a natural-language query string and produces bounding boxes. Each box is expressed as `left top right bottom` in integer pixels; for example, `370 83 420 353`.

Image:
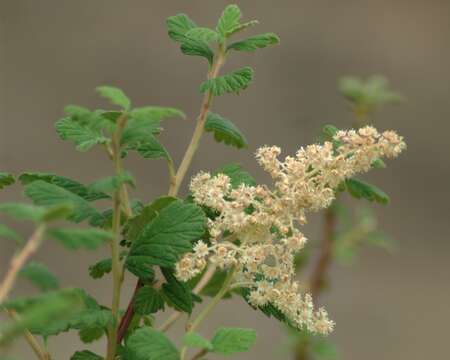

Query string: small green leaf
225 20 259 37
134 135 170 160
130 106 185 122
126 200 205 268
345 178 390 205
179 37 214 65
183 332 213 350
211 327 256 355
371 158 386 169
96 86 131 111
200 67 253 96
0 224 22 243
70 308 113 344
214 163 256 188
19 172 110 201
338 75 404 110
0 203 45 222
227 33 280 52
88 257 112 279
24 180 99 223
0 289 84 344
185 27 219 44
19 262 59 291
166 14 197 42
205 112 248 149
55 117 110 152
70 350 103 360
0 172 15 190
133 286 165 315
217 4 242 37
48 228 113 250
161 267 193 314
89 171 135 194
125 327 179 360
0 203 71 224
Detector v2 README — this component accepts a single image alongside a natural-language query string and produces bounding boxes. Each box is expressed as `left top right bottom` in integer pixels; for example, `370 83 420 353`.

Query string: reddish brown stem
309 206 336 300
116 280 143 343
295 206 336 360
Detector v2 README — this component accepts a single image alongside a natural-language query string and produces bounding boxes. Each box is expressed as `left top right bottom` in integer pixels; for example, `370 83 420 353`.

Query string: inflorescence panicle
176 126 406 335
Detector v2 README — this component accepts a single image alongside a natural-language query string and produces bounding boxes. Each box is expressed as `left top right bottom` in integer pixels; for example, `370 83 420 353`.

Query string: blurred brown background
1 1 449 359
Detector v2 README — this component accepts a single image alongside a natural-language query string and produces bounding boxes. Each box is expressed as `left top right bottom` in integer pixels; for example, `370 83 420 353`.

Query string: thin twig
295 206 336 360
190 348 208 360
0 225 46 304
5 310 51 360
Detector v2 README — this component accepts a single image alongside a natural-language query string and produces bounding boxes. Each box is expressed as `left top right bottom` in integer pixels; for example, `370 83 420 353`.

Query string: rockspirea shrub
0 5 405 360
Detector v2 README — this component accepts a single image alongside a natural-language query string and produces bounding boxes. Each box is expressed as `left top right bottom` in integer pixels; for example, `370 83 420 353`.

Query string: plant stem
168 47 226 196
295 205 336 360
190 348 208 360
180 267 235 360
117 46 227 343
0 224 46 304
106 114 129 360
309 206 336 301
157 265 217 333
6 309 51 360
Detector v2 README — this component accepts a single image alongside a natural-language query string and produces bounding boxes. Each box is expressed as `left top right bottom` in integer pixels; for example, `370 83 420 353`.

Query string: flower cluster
175 126 406 335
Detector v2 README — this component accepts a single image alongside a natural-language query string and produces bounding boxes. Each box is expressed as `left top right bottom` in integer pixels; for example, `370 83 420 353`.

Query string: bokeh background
1 1 449 359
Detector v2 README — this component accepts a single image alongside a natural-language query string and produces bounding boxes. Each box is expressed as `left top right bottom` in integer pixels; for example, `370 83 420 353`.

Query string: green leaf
88 257 112 279
185 27 219 44
19 172 109 201
345 178 390 205
124 196 177 243
161 267 193 314
227 33 280 52
167 14 197 42
130 106 185 122
338 75 404 110
200 67 253 96
24 180 99 223
70 308 113 344
125 327 179 360
125 259 155 281
0 289 84 344
371 158 386 169
126 200 205 268
0 203 46 223
183 332 213 350
48 228 113 250
96 85 131 111
214 163 256 188
55 117 110 152
19 262 59 291
70 350 103 360
216 4 242 37
0 172 15 190
179 36 214 65
134 135 170 160
89 171 135 194
211 327 256 355
0 224 22 243
133 286 165 315
205 112 248 149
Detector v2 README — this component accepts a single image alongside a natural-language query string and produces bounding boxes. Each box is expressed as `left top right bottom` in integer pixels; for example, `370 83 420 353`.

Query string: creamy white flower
176 126 405 335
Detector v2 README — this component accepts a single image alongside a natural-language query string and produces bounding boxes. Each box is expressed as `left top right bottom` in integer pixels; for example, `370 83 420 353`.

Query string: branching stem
180 267 236 360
